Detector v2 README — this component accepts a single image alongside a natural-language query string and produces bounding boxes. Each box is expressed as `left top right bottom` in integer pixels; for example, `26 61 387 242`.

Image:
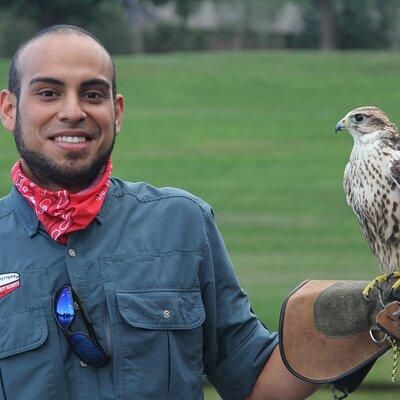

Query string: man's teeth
54 136 87 143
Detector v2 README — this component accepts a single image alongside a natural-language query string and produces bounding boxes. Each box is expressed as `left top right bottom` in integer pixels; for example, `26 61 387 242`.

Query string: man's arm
246 346 319 400
200 206 319 399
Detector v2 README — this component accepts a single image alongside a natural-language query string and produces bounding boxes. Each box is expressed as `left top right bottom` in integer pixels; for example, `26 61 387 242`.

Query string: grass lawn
1 50 400 398
204 384 400 399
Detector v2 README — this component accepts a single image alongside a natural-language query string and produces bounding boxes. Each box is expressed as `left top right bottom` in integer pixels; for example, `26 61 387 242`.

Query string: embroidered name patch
0 273 20 299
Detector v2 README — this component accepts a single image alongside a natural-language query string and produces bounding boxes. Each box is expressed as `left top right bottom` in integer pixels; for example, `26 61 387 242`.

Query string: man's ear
0 89 17 132
114 94 124 135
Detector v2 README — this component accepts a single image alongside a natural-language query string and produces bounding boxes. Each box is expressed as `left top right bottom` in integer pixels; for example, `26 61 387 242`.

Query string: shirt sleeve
200 208 278 400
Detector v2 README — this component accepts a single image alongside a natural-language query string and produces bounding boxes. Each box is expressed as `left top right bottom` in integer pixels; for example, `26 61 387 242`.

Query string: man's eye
38 90 57 97
354 114 364 122
83 92 102 100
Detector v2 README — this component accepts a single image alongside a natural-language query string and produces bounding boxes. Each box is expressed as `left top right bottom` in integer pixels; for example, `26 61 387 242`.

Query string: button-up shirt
0 178 278 400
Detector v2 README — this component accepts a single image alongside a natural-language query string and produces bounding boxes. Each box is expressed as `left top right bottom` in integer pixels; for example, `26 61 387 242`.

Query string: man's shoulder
110 177 213 217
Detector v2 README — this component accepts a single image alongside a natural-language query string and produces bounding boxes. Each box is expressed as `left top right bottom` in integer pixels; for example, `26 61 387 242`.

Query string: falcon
335 106 400 274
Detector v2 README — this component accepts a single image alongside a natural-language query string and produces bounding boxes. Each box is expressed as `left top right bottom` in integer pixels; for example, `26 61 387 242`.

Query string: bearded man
0 25 317 400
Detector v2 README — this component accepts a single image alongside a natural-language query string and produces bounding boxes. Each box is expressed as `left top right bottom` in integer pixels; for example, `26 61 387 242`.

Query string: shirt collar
11 179 114 237
11 186 39 237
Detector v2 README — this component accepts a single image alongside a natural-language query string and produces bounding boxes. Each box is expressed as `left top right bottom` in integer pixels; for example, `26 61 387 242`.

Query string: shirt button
80 361 87 367
68 249 76 257
163 310 171 319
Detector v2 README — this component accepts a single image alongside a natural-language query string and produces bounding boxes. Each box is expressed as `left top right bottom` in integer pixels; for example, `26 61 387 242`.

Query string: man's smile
54 136 88 143
48 129 93 140
50 137 94 152
47 129 95 151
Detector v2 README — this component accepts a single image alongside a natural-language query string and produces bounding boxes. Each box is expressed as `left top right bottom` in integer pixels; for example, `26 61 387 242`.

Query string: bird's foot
363 272 400 299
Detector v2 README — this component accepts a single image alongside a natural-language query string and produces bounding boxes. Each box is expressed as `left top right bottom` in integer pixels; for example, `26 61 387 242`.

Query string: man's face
0 34 124 191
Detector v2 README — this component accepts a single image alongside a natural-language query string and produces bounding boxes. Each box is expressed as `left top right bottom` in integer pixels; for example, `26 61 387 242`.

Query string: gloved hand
279 276 400 400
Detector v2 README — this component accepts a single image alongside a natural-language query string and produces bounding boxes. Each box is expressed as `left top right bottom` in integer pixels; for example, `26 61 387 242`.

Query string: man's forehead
17 33 114 85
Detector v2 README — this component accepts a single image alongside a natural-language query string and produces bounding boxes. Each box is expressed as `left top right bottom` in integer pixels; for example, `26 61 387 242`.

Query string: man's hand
246 346 319 400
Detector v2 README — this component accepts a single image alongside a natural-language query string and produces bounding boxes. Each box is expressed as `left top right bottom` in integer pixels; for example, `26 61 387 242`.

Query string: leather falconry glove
279 274 400 400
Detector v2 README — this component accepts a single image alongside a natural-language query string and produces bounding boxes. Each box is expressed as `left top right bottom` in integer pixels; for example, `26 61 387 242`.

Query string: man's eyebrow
29 77 64 86
81 79 111 91
28 77 111 91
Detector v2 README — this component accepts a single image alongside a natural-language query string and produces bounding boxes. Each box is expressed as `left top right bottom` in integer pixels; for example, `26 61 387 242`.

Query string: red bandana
11 159 112 244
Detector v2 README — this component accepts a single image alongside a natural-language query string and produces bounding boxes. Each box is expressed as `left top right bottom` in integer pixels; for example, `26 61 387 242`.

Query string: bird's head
335 106 398 140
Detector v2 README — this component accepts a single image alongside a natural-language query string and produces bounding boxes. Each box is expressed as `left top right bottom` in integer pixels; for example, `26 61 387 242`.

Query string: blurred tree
122 0 203 53
391 3 400 50
88 1 134 54
293 1 319 48
0 0 103 28
0 8 38 57
266 0 322 48
268 0 335 49
214 0 276 50
0 0 398 54
0 0 133 55
219 0 252 49
313 0 336 49
336 0 397 49
121 0 146 53
143 0 202 21
286 0 398 49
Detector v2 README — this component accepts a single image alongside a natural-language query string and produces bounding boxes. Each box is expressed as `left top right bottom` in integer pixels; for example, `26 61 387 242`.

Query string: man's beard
13 117 115 191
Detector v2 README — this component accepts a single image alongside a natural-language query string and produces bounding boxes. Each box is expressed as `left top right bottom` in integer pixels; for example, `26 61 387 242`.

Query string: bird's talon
363 274 388 298
391 278 400 291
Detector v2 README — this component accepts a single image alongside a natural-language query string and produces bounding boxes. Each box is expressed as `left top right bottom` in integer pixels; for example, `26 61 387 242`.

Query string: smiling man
0 25 317 400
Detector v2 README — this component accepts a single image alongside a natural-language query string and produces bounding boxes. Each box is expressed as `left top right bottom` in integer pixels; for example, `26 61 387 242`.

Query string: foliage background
0 0 399 56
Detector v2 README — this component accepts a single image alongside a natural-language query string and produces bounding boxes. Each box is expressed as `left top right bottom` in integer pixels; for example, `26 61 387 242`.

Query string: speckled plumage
337 106 400 273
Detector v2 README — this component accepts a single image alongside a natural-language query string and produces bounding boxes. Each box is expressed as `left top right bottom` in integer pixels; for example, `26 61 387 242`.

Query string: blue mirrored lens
69 333 107 365
55 287 75 329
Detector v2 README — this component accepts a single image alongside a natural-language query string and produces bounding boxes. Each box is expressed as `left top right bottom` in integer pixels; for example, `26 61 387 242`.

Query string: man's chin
21 157 108 191
45 162 105 188
15 132 114 191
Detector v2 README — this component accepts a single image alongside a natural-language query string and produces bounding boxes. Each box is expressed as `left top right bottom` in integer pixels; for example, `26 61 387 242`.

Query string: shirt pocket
0 307 60 400
113 289 205 400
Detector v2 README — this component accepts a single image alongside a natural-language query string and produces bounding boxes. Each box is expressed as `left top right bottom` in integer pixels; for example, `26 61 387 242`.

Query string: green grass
204 380 400 399
1 50 400 398
204 384 400 400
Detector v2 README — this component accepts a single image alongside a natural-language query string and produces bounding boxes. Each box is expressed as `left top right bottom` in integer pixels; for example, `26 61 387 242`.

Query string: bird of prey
336 106 400 274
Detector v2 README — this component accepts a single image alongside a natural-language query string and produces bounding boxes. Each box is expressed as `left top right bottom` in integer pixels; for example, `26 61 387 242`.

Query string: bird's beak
335 118 348 133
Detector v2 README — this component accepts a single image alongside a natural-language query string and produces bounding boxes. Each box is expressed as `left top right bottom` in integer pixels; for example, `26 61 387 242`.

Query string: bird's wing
389 158 400 189
343 162 352 205
386 136 400 189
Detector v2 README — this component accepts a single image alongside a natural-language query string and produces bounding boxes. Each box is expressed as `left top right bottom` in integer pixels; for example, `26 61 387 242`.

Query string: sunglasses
53 285 110 367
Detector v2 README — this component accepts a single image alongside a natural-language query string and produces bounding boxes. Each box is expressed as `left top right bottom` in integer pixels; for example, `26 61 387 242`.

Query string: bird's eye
354 114 364 122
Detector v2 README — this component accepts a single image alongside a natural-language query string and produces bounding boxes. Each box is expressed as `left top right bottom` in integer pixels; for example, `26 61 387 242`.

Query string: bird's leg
362 274 389 299
363 272 400 299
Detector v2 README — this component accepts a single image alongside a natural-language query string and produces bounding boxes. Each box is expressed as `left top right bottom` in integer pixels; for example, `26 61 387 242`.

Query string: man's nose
58 95 86 123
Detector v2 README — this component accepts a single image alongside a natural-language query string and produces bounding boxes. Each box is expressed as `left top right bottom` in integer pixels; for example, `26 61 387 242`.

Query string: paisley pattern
11 159 112 244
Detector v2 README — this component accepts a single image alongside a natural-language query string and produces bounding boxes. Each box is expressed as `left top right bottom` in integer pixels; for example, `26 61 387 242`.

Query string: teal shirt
0 178 278 400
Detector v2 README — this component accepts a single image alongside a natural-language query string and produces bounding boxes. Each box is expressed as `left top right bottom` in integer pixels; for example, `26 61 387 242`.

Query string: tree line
0 0 398 56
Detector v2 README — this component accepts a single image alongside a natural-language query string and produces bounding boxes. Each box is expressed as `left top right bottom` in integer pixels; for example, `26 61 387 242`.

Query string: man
0 25 317 399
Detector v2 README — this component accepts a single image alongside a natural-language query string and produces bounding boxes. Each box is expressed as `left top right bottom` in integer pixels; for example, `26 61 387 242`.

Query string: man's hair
8 24 117 100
